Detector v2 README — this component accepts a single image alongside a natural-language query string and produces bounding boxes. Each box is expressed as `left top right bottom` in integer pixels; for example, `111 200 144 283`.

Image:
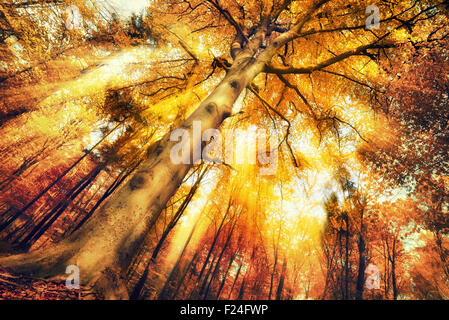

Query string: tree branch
264 41 395 75
248 84 300 168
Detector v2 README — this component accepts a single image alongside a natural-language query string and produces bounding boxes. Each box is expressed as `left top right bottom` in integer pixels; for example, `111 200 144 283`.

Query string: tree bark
355 207 366 300
172 251 198 299
203 218 237 299
391 238 398 300
17 164 105 249
130 167 206 299
0 123 121 233
227 261 242 300
275 258 287 300
158 219 198 300
216 251 236 300
197 199 232 285
0 33 269 298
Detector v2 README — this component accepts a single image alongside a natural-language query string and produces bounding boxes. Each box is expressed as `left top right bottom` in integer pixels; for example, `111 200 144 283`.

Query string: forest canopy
0 0 448 300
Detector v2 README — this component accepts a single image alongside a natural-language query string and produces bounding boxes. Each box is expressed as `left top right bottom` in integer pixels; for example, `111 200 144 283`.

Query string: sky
106 0 150 17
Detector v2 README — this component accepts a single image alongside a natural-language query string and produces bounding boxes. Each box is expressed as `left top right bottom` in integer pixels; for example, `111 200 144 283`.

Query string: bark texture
0 29 269 298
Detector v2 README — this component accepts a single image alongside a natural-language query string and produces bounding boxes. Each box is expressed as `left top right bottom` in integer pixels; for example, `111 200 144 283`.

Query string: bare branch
206 0 247 40
248 84 300 168
264 41 395 75
319 70 384 93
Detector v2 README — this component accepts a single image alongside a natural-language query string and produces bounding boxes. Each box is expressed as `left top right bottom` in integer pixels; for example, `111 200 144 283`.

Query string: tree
359 31 449 299
0 0 447 299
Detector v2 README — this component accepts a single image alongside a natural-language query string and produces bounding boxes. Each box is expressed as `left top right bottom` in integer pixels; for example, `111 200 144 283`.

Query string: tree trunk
268 252 278 300
70 158 143 235
130 167 205 299
355 208 366 300
227 262 242 299
275 258 287 300
172 251 198 299
237 276 246 300
391 239 398 300
344 216 350 299
0 41 267 298
0 123 121 232
216 251 236 300
17 163 105 249
198 254 218 298
203 218 237 299
150 166 207 262
197 199 232 285
158 219 198 300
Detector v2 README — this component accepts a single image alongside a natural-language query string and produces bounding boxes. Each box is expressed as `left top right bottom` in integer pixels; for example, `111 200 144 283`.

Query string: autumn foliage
0 0 448 300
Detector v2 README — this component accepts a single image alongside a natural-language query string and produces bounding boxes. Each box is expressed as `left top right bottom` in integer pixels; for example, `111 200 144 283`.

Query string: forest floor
0 267 101 300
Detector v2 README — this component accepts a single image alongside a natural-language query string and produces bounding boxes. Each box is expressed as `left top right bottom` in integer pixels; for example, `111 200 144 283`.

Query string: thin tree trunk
0 123 121 232
197 254 218 298
0 154 40 192
216 251 237 300
237 276 246 300
391 238 398 300
356 208 366 300
172 251 199 299
150 166 207 261
130 167 206 299
268 230 280 300
203 218 237 299
344 216 350 300
197 199 232 284
275 258 287 300
70 157 144 235
158 219 199 300
17 164 105 249
227 262 242 300
268 253 278 300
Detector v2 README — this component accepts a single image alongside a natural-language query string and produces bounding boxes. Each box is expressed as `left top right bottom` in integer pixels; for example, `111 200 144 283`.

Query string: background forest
0 0 448 300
